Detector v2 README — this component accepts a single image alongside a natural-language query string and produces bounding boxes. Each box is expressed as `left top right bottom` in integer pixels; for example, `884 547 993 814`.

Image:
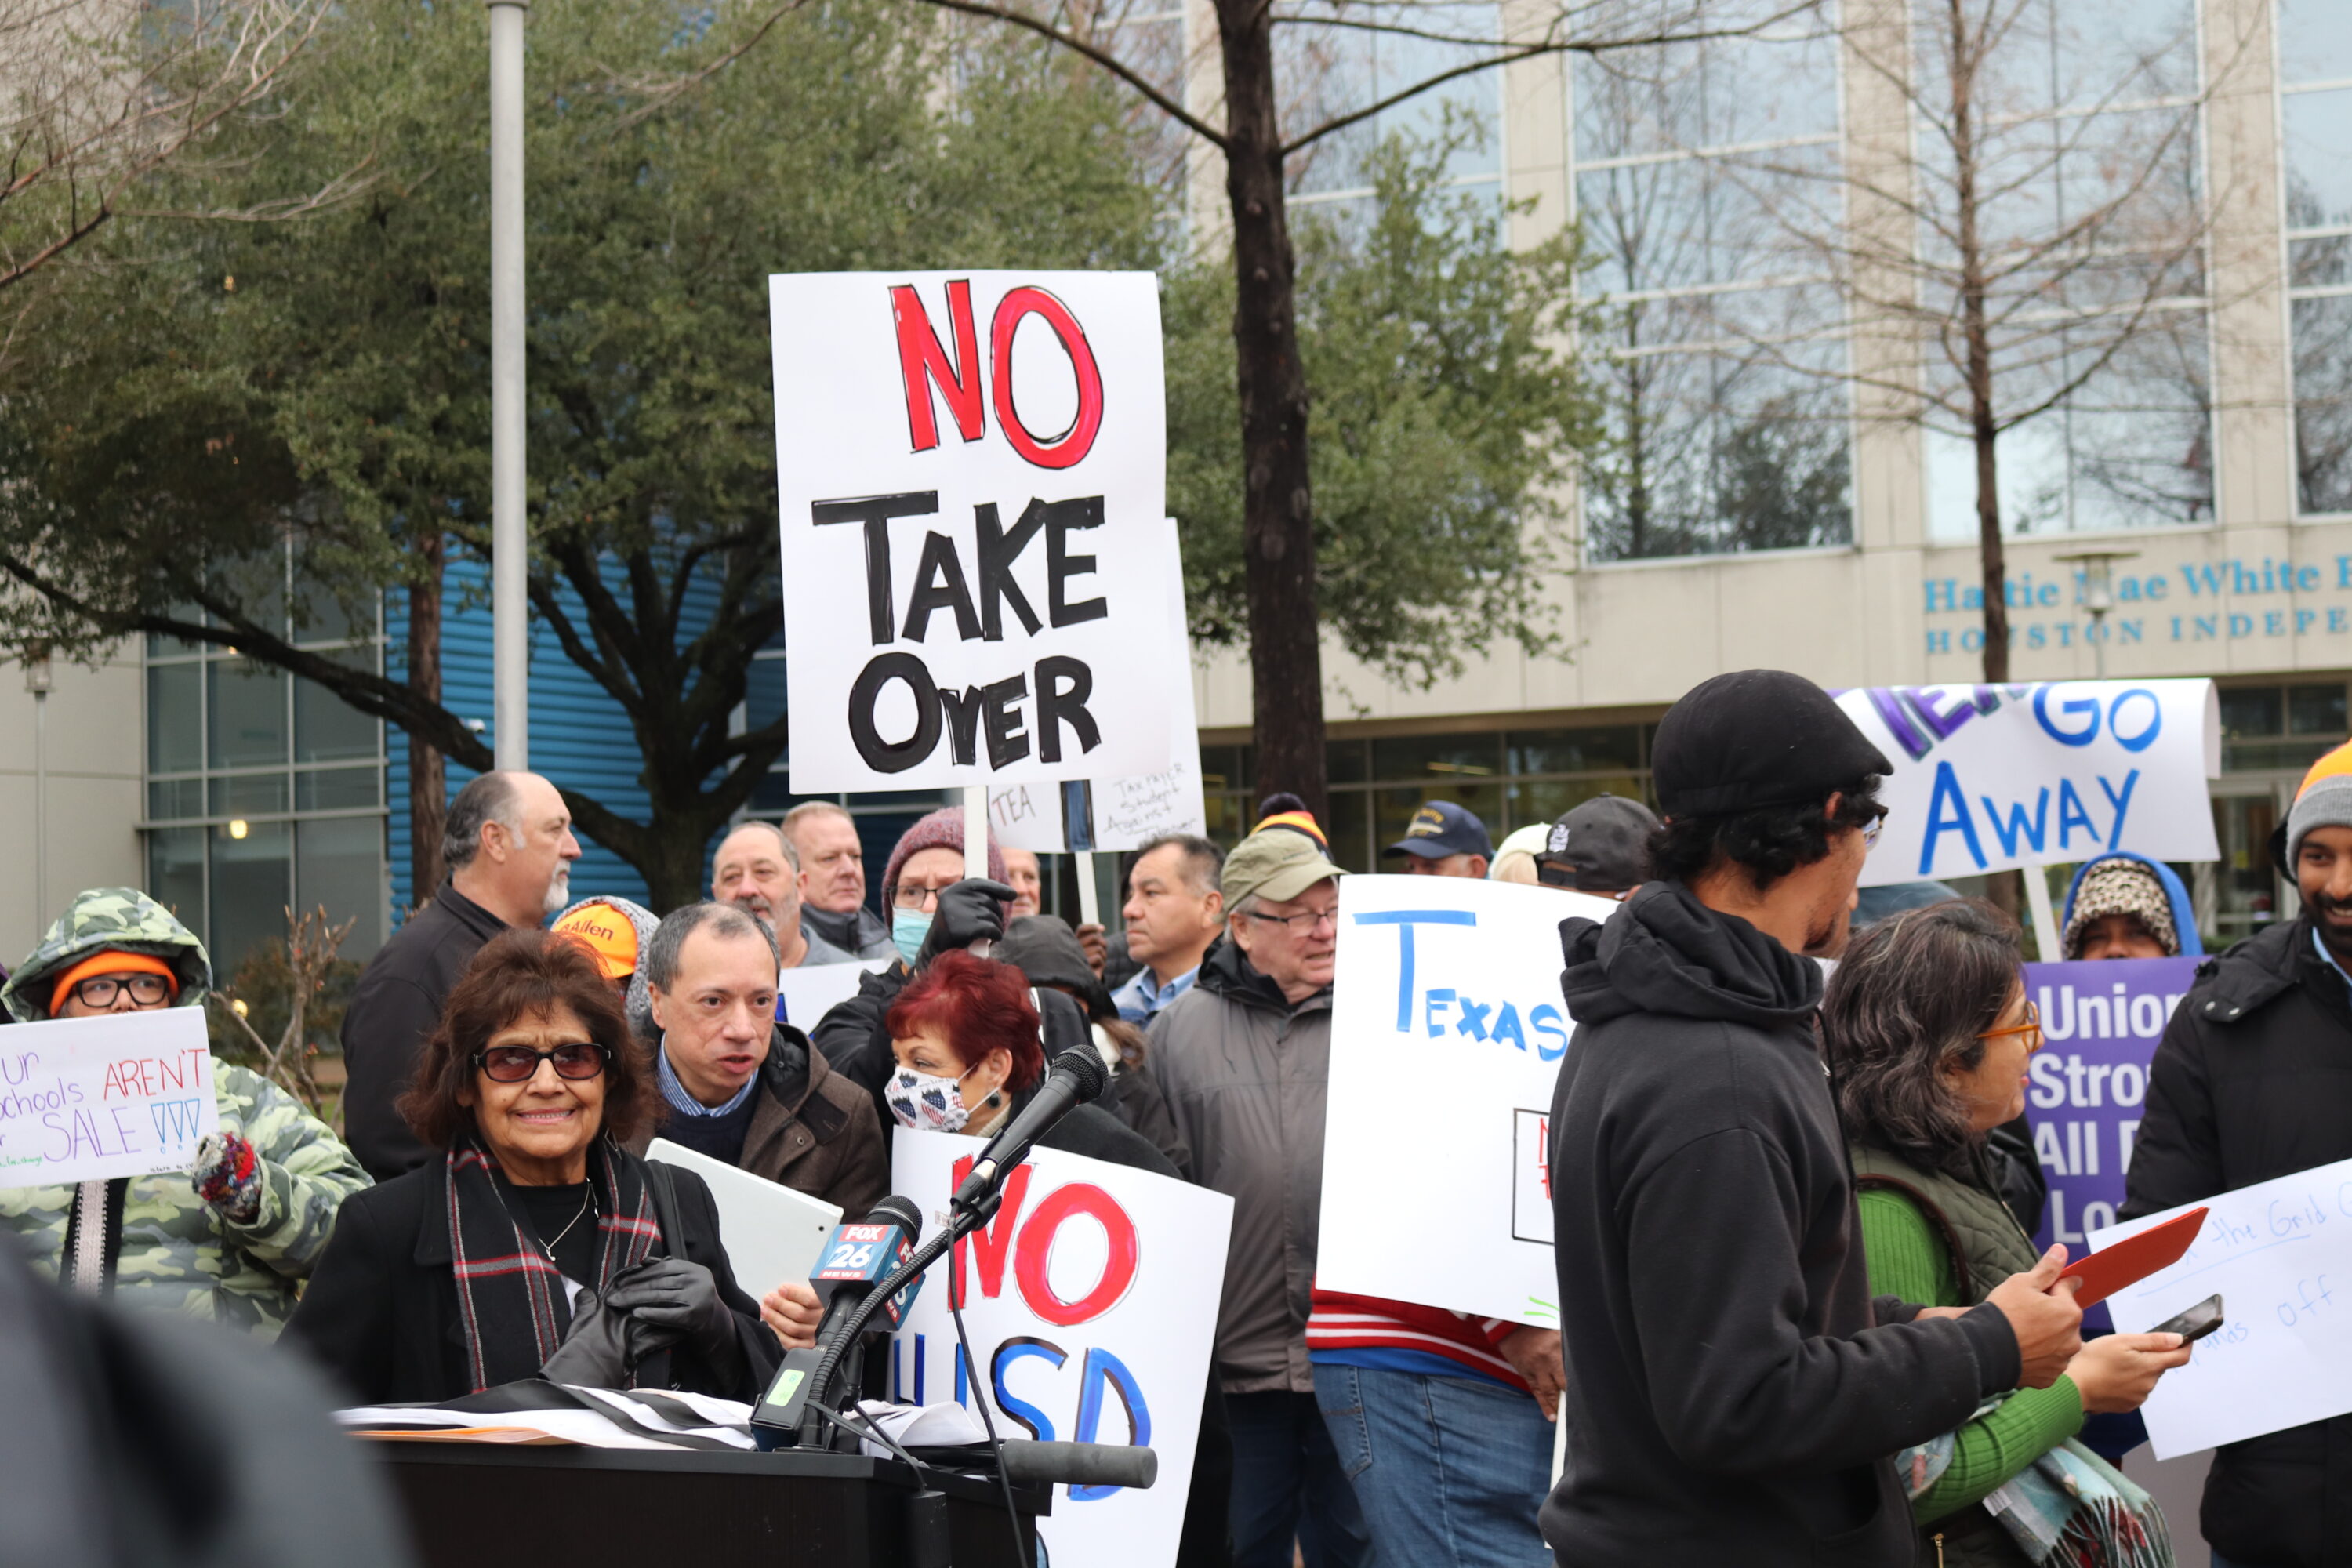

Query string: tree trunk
1214 0 1327 822
407 532 447 902
1946 0 2007 683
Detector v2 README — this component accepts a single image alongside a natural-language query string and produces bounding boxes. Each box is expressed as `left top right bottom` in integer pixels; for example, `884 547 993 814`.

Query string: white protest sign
2090 1157 2352 1458
775 958 891 1034
988 519 1204 853
0 1008 216 1188
771 271 1174 793
1320 875 1617 1327
1835 681 2220 887
888 1128 1231 1568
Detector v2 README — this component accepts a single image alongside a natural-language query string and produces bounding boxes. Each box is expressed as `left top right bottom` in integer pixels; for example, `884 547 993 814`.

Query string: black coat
2122 915 2352 1567
282 1153 779 1407
340 883 509 1181
1543 883 2021 1567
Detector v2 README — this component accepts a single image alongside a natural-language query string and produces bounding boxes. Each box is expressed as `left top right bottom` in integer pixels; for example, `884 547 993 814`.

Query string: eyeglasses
473 1043 611 1083
1243 906 1338 934
71 974 172 1008
1977 1000 2043 1052
1860 814 1885 851
894 883 960 911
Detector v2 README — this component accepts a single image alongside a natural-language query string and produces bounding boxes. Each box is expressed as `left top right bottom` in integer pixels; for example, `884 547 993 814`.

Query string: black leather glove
916 878 1014 967
600 1257 742 1385
540 1283 684 1388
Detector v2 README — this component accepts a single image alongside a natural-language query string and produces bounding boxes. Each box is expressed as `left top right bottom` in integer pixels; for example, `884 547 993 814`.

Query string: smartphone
2151 1292 2225 1343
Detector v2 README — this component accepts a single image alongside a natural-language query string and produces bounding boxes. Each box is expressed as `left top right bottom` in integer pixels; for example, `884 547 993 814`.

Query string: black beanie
1650 670 1893 819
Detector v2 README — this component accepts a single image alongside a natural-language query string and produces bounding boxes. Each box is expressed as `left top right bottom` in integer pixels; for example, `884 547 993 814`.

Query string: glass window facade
144 571 388 981
2283 0 2352 514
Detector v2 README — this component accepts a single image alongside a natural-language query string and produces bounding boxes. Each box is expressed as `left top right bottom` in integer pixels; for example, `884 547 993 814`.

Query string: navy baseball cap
1382 800 1495 862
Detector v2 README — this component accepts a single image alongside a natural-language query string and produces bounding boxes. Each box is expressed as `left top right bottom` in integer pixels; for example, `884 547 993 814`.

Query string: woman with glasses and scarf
285 928 786 1404
1821 900 2191 1568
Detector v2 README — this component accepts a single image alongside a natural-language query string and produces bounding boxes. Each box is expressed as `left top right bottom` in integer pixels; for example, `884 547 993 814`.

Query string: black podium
376 1442 1050 1567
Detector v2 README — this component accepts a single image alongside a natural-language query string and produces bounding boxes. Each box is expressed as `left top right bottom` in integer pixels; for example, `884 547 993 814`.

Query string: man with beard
711 820 855 968
2124 739 2352 1567
341 771 581 1179
1541 670 2084 1567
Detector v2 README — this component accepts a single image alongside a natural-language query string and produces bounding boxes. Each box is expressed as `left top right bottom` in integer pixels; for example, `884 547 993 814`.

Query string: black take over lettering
813 491 939 646
982 673 1031 768
1044 496 1109 627
1036 655 1101 763
902 532 982 642
935 684 985 765
848 652 942 774
975 502 1046 641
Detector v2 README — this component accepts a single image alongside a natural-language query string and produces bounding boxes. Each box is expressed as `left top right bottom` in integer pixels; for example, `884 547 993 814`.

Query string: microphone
952 1048 1110 1213
996 1440 1159 1490
752 1196 923 1444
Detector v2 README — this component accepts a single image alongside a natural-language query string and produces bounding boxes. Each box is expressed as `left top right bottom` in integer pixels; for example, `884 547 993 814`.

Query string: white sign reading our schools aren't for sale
887 1129 1232 1568
1837 680 2220 887
771 270 1174 794
0 1008 216 1189
1319 875 1618 1328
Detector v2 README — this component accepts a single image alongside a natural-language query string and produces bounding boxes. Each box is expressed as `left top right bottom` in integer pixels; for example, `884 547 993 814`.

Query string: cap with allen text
1381 800 1495 862
550 897 646 981
1650 670 1893 819
1223 827 1346 909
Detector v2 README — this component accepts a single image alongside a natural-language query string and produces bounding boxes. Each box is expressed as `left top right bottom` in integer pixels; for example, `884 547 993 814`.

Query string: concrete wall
0 650 145 968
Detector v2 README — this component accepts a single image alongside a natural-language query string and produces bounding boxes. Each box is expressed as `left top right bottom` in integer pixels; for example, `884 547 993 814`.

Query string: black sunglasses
473 1043 611 1083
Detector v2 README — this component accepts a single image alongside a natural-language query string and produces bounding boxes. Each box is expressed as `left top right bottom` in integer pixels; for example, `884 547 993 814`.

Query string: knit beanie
2061 858 2178 959
880 807 1008 911
2288 739 2352 866
1252 791 1330 850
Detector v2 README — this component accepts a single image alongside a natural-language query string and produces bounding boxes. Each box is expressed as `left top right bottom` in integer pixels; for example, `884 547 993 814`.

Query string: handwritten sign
988 520 1204 854
1319 875 1619 1327
771 270 1175 792
0 1008 217 1188
1836 681 2220 886
2089 1155 2352 1457
889 1128 1231 1568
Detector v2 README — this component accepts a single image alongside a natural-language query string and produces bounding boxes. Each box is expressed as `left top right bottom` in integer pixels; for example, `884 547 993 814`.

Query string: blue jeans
1314 1363 1554 1568
1225 1389 1374 1568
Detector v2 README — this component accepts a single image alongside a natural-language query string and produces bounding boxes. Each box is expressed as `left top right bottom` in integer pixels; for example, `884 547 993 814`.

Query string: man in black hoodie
1543 670 2085 1567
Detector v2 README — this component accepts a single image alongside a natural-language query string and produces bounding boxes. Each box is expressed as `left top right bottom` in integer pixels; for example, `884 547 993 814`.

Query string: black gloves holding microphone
916 878 1015 967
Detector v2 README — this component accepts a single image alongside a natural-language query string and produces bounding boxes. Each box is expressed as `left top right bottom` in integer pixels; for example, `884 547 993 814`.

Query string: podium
376 1442 1050 1567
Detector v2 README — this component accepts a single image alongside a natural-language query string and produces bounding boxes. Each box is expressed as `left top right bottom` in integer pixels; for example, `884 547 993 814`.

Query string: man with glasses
1148 826 1370 1568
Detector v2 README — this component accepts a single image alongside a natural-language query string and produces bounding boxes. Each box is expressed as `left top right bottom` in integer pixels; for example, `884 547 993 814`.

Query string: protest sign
775 958 891 1033
1835 681 2220 887
2090 1155 2352 1457
0 1008 216 1188
771 270 1174 793
2020 957 2197 1254
1319 874 1618 1327
889 1128 1231 1568
988 519 1204 854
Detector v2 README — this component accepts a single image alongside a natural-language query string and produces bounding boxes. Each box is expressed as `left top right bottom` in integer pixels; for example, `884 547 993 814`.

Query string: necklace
543 1185 598 1252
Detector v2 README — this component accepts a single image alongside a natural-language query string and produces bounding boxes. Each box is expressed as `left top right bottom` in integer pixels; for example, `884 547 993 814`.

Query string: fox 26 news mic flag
771 271 1175 793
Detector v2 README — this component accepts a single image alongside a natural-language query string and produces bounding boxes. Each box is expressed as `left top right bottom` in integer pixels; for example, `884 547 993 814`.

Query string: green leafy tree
0 0 1165 906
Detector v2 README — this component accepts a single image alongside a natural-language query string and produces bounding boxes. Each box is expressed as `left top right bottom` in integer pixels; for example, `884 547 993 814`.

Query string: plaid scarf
444 1137 665 1393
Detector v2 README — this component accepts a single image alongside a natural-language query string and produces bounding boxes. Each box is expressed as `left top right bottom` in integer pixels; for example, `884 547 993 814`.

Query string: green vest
1850 1142 2040 1305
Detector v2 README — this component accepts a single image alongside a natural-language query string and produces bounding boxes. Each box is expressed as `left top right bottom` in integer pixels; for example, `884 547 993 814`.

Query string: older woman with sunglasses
1821 900 2191 1567
286 928 787 1404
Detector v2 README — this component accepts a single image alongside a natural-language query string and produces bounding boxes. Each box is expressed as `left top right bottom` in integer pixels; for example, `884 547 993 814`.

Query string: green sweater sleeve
1856 1188 2085 1522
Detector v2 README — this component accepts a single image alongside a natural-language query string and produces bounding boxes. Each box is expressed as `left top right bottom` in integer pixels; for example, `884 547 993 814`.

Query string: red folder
2061 1207 2208 1308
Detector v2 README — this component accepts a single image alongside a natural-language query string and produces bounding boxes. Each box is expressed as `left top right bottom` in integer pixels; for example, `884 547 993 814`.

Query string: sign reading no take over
771 271 1174 793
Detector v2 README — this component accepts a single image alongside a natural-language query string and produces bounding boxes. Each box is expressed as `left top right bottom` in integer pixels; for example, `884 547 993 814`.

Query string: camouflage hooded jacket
0 888 372 1338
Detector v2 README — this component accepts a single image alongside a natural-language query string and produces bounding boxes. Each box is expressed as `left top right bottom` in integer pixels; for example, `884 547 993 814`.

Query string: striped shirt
1306 1288 1530 1392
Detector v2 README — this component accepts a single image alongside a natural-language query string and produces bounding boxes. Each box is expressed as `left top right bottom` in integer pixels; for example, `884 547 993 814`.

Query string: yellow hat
551 902 640 981
2288 737 2352 864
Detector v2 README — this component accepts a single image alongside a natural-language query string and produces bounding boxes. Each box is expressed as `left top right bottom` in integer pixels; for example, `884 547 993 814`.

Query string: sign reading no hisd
771 271 1174 793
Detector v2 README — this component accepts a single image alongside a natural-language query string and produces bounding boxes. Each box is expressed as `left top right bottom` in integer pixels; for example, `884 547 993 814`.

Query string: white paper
646 1138 843 1300
1836 680 2220 887
771 270 1174 793
2089 1156 2352 1457
1319 875 1617 1327
776 957 891 1033
851 1398 990 1454
888 1128 1232 1568
0 1008 216 1188
987 519 1205 854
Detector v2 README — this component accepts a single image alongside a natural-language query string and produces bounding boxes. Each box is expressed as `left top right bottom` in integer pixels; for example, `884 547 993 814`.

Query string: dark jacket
1543 883 2022 1568
281 1153 778 1406
626 1025 889 1221
341 883 510 1181
2122 914 2352 1567
800 903 899 964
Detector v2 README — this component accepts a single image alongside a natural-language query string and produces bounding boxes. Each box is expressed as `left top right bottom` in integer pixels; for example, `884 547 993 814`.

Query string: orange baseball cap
551 903 640 981
51 950 180 1016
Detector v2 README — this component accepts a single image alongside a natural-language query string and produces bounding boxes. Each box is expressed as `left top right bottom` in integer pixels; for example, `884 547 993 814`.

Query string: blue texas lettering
1918 760 2141 873
1352 910 1571 1060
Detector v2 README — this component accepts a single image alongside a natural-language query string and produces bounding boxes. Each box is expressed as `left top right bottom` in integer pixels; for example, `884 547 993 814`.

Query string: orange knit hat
50 951 180 1016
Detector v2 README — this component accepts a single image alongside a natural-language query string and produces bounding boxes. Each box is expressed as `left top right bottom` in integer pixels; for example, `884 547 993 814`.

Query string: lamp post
25 649 49 921
2054 548 2139 681
488 0 528 771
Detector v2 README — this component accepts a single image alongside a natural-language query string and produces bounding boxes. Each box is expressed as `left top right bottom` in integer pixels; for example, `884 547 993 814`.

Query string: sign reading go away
771 271 1174 793
0 1007 216 1188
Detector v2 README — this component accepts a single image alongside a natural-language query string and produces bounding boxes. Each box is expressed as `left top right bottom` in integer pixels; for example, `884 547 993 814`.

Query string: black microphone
808 1194 925 1350
996 1440 1159 1490
953 1048 1110 1212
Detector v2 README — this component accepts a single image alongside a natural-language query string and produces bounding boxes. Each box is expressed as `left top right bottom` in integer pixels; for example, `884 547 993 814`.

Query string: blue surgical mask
891 908 931 966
